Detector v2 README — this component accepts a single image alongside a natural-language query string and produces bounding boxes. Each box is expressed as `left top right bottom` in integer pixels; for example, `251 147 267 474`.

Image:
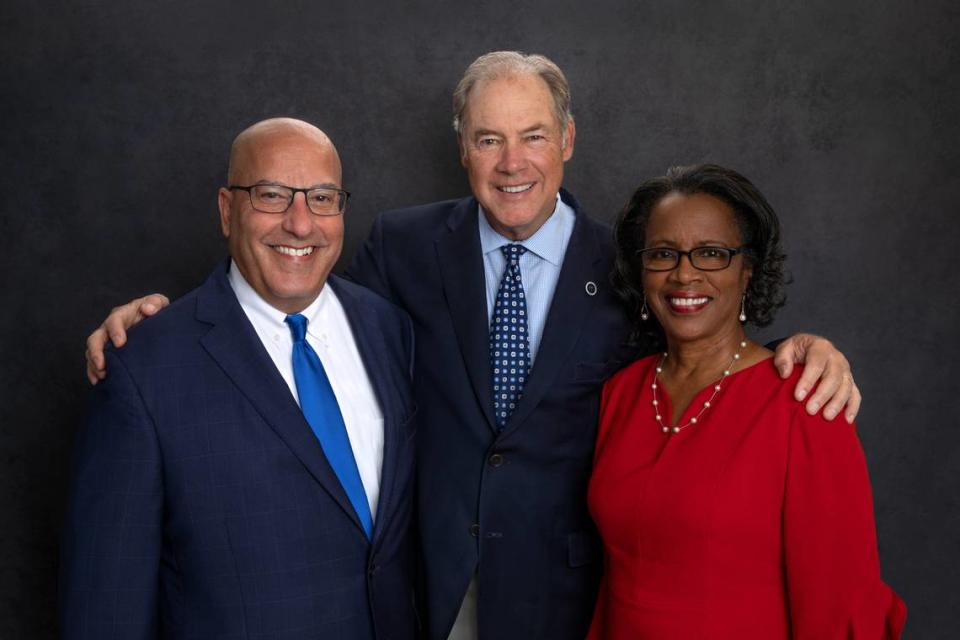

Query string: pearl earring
739 295 747 323
640 296 650 322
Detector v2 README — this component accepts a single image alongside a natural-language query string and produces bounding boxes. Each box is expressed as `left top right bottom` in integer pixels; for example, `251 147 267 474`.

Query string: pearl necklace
653 340 748 435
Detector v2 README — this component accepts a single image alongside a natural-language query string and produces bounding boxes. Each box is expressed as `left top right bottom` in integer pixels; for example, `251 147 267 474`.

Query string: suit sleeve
60 350 163 640
345 212 398 304
783 410 906 638
403 311 415 382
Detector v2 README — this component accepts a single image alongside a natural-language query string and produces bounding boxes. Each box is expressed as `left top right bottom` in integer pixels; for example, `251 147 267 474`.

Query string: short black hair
612 164 787 346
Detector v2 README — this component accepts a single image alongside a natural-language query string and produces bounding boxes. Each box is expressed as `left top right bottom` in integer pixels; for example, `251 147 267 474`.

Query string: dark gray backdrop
2 0 957 637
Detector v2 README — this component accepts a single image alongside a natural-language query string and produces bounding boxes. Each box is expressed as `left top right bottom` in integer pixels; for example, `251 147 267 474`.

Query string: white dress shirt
228 262 384 521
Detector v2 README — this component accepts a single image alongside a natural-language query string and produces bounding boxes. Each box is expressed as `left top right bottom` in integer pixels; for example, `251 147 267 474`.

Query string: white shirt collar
227 259 331 341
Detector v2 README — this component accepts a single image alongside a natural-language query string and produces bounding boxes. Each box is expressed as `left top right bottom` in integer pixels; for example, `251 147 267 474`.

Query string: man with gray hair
85 52 859 640
347 50 859 639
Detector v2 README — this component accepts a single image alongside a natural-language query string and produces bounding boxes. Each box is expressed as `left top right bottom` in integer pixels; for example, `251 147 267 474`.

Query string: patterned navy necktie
285 313 374 540
490 244 530 430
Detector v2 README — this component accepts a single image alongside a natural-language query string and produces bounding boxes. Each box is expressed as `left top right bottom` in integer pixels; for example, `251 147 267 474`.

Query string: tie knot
501 244 527 262
285 313 308 343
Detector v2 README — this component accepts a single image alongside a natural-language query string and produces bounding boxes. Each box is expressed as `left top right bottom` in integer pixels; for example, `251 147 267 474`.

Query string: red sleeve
783 410 906 638
585 569 609 640
592 375 618 465
587 368 632 638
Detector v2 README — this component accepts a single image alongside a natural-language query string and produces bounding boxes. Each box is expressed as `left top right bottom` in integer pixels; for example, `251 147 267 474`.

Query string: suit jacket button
469 524 480 537
488 453 504 467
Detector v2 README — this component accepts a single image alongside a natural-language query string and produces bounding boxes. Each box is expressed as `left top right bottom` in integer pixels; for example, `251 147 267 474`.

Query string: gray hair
451 51 573 137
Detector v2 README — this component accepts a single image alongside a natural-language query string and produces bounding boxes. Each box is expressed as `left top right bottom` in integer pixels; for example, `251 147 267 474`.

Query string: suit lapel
327 276 404 547
196 263 367 538
435 198 498 432
502 195 605 435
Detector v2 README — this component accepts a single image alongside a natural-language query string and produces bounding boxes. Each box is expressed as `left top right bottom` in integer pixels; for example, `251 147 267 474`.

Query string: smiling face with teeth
218 119 344 314
642 191 753 347
458 72 575 240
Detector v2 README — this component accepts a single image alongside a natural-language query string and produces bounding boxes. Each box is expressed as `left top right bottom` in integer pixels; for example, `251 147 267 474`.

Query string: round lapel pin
585 281 598 296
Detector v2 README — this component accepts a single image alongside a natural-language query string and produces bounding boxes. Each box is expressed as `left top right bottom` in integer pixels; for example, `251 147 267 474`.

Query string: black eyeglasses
229 183 350 216
636 246 745 272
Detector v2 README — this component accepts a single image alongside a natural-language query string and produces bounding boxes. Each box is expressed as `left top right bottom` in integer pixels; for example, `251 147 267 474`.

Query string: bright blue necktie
490 244 530 430
285 313 373 540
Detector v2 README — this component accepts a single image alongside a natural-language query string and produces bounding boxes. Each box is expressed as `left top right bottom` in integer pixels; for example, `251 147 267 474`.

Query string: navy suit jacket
347 191 645 639
60 261 419 640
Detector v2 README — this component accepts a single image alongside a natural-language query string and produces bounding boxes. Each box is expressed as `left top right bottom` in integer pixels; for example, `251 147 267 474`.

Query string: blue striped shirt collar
477 193 571 266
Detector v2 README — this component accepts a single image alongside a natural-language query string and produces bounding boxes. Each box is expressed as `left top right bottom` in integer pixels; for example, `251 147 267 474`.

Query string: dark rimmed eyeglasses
636 246 745 272
229 183 350 216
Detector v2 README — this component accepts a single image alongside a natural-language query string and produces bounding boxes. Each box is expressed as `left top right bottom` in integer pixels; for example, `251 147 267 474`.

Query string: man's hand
85 294 170 384
773 333 861 423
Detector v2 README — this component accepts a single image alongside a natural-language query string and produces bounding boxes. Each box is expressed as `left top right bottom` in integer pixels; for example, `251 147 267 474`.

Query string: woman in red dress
587 165 905 639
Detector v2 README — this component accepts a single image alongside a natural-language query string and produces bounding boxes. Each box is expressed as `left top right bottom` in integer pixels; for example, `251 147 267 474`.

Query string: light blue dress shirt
478 194 575 365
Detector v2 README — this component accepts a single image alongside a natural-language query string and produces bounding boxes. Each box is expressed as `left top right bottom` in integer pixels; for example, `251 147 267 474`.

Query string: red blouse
587 356 905 639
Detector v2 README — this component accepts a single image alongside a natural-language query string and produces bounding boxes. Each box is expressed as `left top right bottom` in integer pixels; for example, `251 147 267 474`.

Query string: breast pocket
573 360 622 383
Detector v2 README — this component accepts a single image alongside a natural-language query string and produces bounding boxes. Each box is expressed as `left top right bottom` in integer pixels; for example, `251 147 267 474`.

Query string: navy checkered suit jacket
60 261 418 640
